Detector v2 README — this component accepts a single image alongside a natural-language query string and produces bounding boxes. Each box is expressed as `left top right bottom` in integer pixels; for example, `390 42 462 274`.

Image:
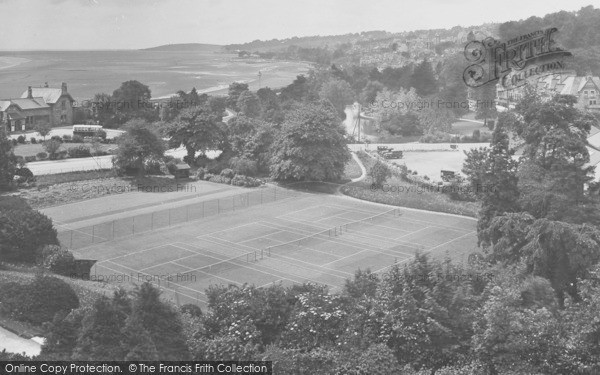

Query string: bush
229 157 258 176
50 135 63 143
203 173 216 181
145 159 163 175
14 167 35 183
97 129 107 140
11 139 18 146
231 174 262 187
62 134 72 142
220 168 235 178
36 152 48 160
368 161 391 186
471 129 481 142
166 160 178 175
24 155 37 163
17 135 26 144
30 137 37 144
67 145 91 158
0 196 31 212
0 208 58 263
72 134 84 143
194 167 207 180
487 119 495 131
0 276 79 325
40 245 76 276
57 150 68 159
208 175 231 184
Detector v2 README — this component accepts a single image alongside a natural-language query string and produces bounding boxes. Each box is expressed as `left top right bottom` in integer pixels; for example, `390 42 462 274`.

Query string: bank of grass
344 155 363 180
342 151 479 217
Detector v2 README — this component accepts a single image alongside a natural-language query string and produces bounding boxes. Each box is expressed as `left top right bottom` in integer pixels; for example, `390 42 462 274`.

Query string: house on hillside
496 73 600 112
0 82 74 132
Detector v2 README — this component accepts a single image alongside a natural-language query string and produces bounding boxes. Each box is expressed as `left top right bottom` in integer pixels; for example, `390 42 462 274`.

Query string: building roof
0 98 49 111
174 163 191 170
20 87 70 104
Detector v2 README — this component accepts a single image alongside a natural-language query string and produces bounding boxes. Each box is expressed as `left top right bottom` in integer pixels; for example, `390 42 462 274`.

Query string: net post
254 251 257 262
169 209 171 226
186 205 189 222
202 201 205 218
218 199 220 214
233 196 235 211
151 212 154 230
92 225 95 243
70 230 73 248
247 192 250 207
260 189 263 204
112 220 115 240
132 216 135 235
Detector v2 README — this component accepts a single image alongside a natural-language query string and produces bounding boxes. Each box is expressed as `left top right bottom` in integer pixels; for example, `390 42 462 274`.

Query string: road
0 326 41 357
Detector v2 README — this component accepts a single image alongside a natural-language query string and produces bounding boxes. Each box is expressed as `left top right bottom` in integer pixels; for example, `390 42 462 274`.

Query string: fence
57 186 298 249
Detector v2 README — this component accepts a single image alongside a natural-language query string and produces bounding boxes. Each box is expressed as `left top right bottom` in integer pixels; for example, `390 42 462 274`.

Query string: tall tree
236 90 261 118
112 119 166 176
227 82 249 111
318 79 355 118
270 101 350 181
166 105 224 164
410 59 438 96
0 128 17 190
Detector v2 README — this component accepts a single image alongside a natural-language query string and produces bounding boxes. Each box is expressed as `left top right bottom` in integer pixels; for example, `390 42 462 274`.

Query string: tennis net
265 208 401 256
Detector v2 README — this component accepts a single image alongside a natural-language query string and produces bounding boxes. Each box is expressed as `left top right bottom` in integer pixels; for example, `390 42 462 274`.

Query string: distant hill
142 43 223 52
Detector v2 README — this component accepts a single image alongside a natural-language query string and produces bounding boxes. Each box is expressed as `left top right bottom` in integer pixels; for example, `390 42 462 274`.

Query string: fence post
169 209 171 226
112 220 115 240
233 196 235 212
151 212 154 230
247 192 250 207
132 216 135 235
260 189 263 204
202 201 205 218
92 225 95 243
70 230 73 248
217 199 220 214
186 206 189 222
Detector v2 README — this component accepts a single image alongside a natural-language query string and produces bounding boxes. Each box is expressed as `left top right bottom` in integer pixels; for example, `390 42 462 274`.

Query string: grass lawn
341 151 480 217
13 142 115 157
344 155 363 180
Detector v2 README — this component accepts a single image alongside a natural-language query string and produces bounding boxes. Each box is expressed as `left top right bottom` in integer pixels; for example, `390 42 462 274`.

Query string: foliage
166 105 224 164
40 245 76 276
34 122 52 140
236 90 261 118
0 128 17 190
43 139 62 159
0 275 79 325
67 145 91 158
113 119 166 176
368 160 391 186
318 78 355 118
270 102 350 181
0 207 58 263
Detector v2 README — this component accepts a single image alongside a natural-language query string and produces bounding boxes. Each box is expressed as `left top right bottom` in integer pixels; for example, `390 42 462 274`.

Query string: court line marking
95 242 180 264
197 235 352 279
95 260 208 303
172 241 341 289
372 231 477 275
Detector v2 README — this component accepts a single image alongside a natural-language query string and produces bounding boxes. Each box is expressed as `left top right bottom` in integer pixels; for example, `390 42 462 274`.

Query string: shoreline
0 56 31 70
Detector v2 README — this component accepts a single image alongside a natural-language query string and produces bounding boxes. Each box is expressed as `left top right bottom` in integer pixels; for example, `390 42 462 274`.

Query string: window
584 90 588 95
591 90 597 97
60 114 67 123
61 100 66 109
590 100 597 105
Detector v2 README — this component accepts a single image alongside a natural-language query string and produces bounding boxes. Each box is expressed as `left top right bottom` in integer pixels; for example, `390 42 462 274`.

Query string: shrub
11 139 18 146
487 119 495 131
231 174 261 187
208 175 231 184
229 157 258 176
166 160 178 175
194 167 207 180
62 134 72 142
181 304 203 318
30 137 37 144
203 173 216 181
14 167 35 183
72 134 84 143
97 129 107 140
40 245 76 276
0 208 58 263
24 155 37 163
50 135 63 143
67 145 91 158
17 135 26 144
36 152 48 160
145 159 163 175
57 150 68 159
220 168 235 178
471 129 481 142
368 161 391 186
0 196 31 212
0 276 79 325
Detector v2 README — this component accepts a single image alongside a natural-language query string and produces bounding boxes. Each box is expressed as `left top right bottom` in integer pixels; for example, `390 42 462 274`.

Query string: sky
0 0 596 50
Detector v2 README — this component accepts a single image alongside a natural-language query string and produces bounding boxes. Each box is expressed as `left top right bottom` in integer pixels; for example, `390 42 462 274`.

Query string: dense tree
270 102 351 181
166 105 224 164
225 115 274 171
111 80 157 125
359 80 385 106
256 87 284 123
368 160 391 186
0 128 17 190
410 59 438 97
227 82 249 111
318 79 355 118
236 90 261 118
130 283 189 360
112 119 166 176
0 208 58 263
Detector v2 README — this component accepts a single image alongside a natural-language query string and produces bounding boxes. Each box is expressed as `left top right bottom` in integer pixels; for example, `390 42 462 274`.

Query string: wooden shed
172 163 191 179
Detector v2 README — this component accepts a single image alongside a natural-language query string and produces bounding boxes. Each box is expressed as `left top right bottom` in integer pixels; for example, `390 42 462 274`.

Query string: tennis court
72 189 477 308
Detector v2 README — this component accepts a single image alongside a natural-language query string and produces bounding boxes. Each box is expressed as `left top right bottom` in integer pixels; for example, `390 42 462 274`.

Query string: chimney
27 86 32 99
61 82 67 94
